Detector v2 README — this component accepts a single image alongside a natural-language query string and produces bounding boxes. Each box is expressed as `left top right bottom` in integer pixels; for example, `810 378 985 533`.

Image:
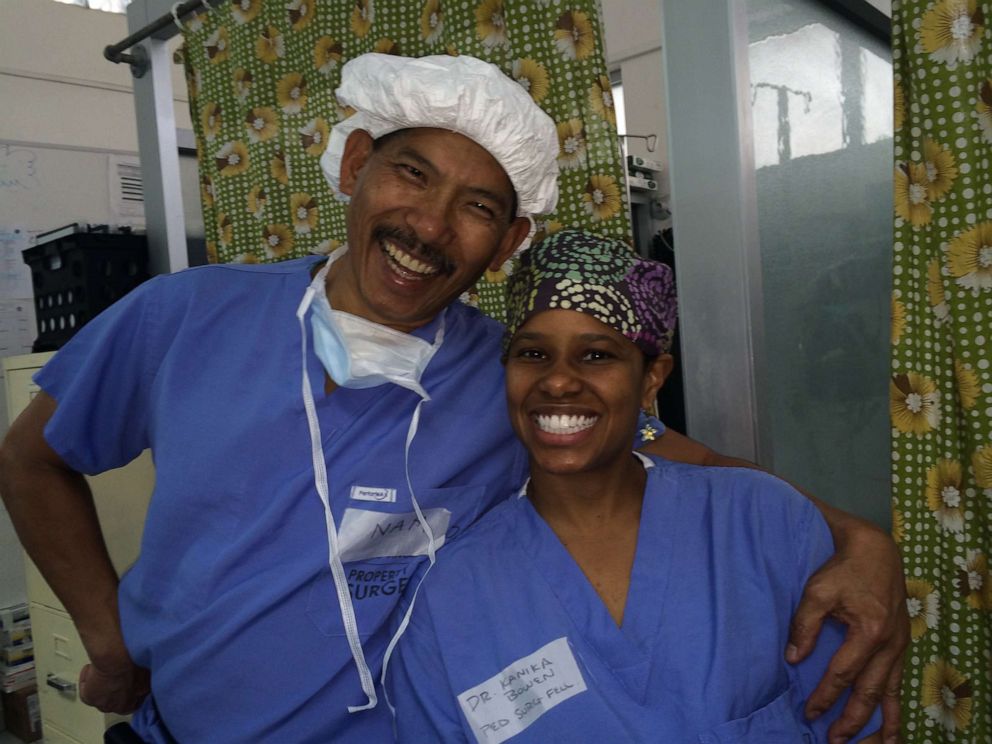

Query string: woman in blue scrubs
388 230 882 743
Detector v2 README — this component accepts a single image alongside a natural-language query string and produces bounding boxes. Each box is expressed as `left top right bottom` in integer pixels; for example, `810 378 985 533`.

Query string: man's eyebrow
465 185 512 214
393 147 438 176
393 146 512 214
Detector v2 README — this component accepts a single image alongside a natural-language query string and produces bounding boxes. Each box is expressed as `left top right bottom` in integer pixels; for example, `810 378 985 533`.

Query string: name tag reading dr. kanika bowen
456 637 587 744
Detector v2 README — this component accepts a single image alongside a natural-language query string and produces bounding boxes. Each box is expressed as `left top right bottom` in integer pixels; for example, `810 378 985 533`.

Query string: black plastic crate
24 228 150 352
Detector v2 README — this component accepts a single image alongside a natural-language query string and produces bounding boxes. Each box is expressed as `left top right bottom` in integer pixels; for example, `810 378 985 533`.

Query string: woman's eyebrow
511 332 622 346
511 331 546 342
578 333 621 344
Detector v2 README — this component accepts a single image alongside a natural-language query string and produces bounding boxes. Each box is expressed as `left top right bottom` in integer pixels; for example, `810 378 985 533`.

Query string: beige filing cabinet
3 352 155 744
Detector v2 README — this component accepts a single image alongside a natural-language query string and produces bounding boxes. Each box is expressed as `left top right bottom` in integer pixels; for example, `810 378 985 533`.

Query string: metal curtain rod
104 0 224 77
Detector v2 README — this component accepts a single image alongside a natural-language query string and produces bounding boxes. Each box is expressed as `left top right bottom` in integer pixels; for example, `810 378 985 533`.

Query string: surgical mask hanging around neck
304 252 443 398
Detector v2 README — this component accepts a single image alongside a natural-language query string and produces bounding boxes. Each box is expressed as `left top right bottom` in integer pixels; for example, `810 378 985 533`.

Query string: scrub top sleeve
388 595 470 743
33 276 166 475
788 505 883 742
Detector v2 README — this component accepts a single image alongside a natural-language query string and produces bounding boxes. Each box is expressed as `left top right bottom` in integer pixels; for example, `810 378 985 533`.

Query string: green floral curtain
178 0 631 321
891 0 992 740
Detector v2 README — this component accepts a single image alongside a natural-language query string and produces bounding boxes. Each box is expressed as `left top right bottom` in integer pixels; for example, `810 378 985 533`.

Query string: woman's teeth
535 414 597 435
383 240 440 277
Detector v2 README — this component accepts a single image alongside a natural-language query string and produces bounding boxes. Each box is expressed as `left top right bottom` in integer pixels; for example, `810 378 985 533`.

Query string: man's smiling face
329 127 531 333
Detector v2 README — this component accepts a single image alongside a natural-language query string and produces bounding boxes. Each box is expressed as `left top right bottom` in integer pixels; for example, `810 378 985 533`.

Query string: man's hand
76 619 149 715
640 430 908 740
79 657 150 715
788 518 908 744
1 391 151 716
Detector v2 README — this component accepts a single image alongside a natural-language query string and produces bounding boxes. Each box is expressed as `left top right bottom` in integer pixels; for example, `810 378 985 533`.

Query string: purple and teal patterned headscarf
503 229 678 358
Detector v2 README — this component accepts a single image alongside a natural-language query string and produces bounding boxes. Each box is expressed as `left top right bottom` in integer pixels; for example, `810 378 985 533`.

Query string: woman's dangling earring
639 413 658 442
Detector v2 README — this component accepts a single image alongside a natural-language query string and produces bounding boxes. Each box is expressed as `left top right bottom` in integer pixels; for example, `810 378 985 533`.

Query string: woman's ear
338 130 375 197
641 354 674 410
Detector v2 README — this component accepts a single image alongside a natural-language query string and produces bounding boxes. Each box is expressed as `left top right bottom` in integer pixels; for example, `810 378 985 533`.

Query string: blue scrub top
388 454 882 743
36 257 535 742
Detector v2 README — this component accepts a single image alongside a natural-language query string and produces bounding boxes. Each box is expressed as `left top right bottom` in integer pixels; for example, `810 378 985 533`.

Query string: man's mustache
371 225 455 276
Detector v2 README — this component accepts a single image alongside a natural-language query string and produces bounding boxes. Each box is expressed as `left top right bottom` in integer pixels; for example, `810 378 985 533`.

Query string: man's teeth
535 414 597 435
383 240 440 277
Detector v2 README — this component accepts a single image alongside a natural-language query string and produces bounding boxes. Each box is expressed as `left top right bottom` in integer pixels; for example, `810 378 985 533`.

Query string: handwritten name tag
337 507 450 563
456 637 587 744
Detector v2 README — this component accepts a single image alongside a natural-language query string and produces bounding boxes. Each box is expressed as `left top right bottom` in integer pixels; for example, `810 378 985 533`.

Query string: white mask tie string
295 254 445 713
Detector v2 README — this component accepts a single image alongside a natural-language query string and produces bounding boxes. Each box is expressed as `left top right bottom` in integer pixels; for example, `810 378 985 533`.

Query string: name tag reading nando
337 507 451 563
456 637 587 744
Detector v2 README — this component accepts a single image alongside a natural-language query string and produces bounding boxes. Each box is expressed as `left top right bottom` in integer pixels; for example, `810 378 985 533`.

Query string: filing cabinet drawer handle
46 673 77 694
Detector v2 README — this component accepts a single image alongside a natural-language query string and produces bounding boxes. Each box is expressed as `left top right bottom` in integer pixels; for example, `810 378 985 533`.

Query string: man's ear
641 354 674 410
489 216 533 271
338 130 375 197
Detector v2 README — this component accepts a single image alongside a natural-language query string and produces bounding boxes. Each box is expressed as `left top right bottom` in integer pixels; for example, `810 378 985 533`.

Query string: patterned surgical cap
504 229 678 357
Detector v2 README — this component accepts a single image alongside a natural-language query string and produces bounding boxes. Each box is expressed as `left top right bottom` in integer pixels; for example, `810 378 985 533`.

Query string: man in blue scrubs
0 54 906 743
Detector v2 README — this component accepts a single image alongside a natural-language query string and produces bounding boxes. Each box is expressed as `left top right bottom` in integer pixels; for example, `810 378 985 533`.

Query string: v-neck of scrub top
511 454 679 705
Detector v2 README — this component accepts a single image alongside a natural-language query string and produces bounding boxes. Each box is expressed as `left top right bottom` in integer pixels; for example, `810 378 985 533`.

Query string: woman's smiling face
504 309 671 478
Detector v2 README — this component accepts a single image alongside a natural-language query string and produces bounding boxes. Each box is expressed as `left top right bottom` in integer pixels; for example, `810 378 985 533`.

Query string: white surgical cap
320 54 560 217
